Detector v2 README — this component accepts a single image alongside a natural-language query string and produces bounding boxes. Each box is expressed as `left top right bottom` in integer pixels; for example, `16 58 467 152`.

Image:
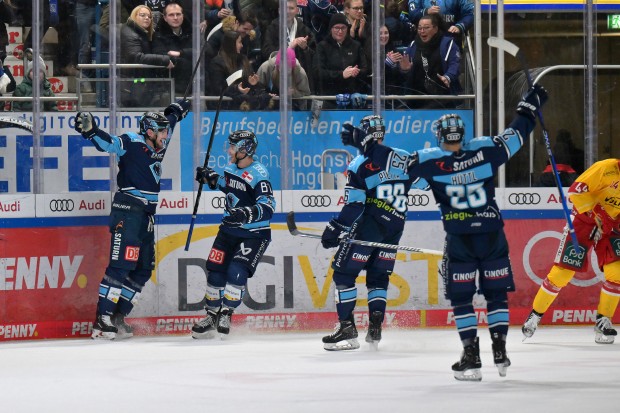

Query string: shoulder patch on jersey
241 170 254 183
348 154 367 173
392 147 412 157
250 162 270 178
125 131 146 143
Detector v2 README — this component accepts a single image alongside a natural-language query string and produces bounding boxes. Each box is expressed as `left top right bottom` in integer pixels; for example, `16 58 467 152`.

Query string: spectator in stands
256 48 311 110
120 5 174 107
75 0 98 93
298 0 339 44
0 0 16 64
343 0 369 49
206 12 260 67
153 2 193 97
378 25 409 98
398 14 461 109
17 0 79 77
262 0 315 91
384 0 415 49
201 1 233 37
314 13 368 109
206 30 251 99
407 0 474 38
13 56 58 111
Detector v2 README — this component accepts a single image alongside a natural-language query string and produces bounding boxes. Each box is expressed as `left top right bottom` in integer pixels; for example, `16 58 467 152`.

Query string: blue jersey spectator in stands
407 0 474 36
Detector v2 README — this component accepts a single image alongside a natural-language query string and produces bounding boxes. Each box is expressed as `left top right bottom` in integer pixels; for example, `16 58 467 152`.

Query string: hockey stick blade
286 211 442 255
487 37 520 58
0 116 34 133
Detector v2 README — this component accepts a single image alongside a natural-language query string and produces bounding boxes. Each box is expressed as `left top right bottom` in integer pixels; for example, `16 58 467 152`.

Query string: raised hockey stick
185 70 243 251
0 116 34 133
286 211 443 255
181 33 211 101
487 37 580 250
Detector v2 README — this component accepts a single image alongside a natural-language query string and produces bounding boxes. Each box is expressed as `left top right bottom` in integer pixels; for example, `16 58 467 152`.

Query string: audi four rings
407 194 430 206
49 199 75 212
211 197 226 209
301 195 331 207
508 193 541 205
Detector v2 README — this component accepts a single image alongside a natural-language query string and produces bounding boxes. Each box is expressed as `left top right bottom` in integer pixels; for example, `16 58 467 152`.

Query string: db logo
49 78 65 93
208 248 225 264
125 246 140 261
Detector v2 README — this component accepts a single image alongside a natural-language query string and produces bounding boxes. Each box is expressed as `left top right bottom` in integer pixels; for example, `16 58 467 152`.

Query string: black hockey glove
74 111 97 139
195 166 220 190
321 219 349 249
222 206 255 227
341 123 364 151
516 84 548 121
164 99 191 121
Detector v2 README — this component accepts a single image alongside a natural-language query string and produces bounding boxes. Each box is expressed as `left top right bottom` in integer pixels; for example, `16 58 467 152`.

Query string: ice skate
451 337 482 381
365 311 383 350
111 313 133 339
522 310 543 340
91 314 117 340
217 307 234 335
491 332 511 377
323 319 360 351
191 308 219 339
594 314 617 344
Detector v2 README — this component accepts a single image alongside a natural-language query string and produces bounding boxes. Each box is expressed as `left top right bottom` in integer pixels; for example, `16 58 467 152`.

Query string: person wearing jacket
399 13 461 109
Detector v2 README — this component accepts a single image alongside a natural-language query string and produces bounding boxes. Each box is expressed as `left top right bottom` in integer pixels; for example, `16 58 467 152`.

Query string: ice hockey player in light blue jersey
320 115 428 351
343 85 548 380
192 130 276 339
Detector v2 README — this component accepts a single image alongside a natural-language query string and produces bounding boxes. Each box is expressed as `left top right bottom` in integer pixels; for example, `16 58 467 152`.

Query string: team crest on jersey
436 161 453 172
241 171 254 182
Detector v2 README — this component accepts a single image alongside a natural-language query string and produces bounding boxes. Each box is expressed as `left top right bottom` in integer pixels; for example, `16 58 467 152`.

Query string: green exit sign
608 15 620 30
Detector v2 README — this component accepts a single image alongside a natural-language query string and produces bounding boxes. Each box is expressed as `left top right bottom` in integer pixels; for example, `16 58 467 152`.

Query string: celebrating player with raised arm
74 99 190 340
523 158 620 344
343 85 548 381
191 130 276 339
320 115 428 351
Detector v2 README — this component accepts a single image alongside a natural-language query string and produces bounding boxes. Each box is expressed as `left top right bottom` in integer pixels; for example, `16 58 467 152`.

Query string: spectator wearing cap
13 56 58 111
313 12 368 109
256 48 311 110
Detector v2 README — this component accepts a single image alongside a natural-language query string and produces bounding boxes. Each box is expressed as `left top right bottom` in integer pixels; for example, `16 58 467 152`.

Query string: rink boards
0 188 611 341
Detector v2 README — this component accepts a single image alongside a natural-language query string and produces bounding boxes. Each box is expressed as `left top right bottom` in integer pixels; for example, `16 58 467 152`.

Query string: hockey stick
487 37 580 250
0 116 34 133
184 70 243 251
286 211 442 255
181 33 211 101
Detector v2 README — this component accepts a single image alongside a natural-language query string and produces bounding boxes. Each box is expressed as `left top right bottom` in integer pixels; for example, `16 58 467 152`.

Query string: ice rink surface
1 326 619 413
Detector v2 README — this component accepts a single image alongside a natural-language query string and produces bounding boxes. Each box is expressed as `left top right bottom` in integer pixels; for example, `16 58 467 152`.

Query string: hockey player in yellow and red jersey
522 158 620 344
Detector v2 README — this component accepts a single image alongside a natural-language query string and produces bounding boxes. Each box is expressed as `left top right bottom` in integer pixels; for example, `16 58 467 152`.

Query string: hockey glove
164 99 191 121
516 84 549 121
321 219 349 249
74 112 97 139
222 206 255 227
592 204 619 235
341 123 364 151
195 166 220 190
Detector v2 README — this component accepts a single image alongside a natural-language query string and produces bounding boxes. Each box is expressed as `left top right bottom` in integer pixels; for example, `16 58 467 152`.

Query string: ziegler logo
208 248 225 264
125 246 140 261
49 199 74 212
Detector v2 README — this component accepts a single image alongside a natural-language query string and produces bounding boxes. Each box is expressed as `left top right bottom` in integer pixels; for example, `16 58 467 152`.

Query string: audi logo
508 193 541 205
407 194 430 206
49 199 75 212
211 196 226 209
301 195 331 207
